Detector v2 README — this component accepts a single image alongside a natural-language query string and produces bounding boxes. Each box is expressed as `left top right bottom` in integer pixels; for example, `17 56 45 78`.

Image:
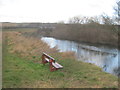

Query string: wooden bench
41 52 63 71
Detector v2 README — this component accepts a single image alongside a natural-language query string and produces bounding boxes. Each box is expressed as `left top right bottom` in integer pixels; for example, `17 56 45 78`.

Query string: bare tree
114 1 120 17
100 14 114 25
68 16 101 24
86 16 100 24
68 16 84 24
114 1 120 24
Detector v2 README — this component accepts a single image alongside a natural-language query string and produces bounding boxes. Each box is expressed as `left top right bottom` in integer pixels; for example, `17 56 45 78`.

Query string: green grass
3 52 64 88
2 35 118 88
2 39 65 88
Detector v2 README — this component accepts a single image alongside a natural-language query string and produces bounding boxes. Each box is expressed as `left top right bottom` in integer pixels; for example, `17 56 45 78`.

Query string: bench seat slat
52 62 63 68
52 62 59 68
55 62 63 68
45 58 49 62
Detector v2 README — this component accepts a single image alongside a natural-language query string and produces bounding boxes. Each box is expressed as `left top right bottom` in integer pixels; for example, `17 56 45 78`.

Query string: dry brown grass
4 31 59 62
60 51 76 59
21 81 55 88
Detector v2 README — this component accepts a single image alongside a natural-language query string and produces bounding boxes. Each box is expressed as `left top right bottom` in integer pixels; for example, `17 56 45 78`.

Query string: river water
41 37 119 76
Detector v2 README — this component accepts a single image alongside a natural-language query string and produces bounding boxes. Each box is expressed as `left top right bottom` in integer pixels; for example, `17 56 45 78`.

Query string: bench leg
41 55 44 64
50 66 58 72
41 55 48 65
49 63 58 72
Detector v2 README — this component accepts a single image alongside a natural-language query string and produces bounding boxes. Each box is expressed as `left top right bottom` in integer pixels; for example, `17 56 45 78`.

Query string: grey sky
0 0 116 23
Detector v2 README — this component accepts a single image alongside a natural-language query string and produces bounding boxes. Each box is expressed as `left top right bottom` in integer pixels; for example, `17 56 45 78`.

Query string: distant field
2 28 38 32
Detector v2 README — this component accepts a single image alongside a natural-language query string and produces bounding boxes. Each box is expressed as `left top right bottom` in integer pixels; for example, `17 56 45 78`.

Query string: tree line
58 1 120 25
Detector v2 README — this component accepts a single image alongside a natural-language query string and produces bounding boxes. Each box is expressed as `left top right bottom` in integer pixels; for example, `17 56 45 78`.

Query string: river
41 37 119 76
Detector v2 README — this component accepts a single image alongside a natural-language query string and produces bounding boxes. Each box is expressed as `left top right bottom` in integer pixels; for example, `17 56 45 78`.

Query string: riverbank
49 24 118 48
2 30 118 88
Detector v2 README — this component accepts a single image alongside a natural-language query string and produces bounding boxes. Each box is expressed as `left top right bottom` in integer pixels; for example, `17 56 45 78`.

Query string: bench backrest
42 52 55 62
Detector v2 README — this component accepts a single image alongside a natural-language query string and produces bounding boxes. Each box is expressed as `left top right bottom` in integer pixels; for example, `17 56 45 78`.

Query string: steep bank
3 30 118 88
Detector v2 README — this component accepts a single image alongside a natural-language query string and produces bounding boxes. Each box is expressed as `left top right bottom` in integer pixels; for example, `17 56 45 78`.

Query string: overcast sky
0 0 116 23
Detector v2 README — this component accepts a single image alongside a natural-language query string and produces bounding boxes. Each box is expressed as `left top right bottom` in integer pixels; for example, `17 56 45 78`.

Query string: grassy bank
3 31 118 88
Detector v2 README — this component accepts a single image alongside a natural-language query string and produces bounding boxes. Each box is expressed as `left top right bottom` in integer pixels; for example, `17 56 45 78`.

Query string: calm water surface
41 37 119 76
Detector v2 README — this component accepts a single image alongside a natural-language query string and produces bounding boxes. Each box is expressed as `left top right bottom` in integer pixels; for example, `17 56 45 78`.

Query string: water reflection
41 37 119 76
